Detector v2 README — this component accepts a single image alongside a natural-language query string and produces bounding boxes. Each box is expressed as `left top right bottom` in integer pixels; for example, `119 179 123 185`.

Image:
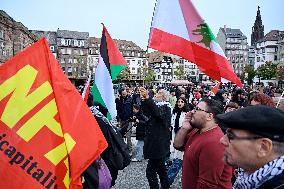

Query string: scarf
174 110 182 133
233 155 284 189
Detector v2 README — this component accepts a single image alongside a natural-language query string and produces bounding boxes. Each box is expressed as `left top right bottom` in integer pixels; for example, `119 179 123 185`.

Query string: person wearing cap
218 105 284 189
174 98 232 189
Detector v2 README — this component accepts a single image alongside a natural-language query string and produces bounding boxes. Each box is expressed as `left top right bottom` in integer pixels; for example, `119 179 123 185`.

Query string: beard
190 119 203 129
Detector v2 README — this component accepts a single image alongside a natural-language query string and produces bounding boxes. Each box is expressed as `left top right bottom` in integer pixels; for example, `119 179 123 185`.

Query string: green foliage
256 61 278 80
243 65 256 85
144 67 156 83
174 65 185 80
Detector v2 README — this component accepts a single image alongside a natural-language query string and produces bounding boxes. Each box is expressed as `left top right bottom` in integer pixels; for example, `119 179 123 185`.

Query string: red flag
211 82 221 95
82 74 91 102
0 38 107 189
149 0 242 87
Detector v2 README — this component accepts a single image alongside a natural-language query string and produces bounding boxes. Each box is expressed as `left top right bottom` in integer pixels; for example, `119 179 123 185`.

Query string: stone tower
251 6 264 46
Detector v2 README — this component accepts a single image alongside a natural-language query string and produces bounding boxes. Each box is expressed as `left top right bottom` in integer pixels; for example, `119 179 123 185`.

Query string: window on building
74 40 79 46
61 49 66 54
0 29 4 39
158 75 161 79
274 55 278 61
68 59 73 64
0 41 5 49
262 48 265 53
67 39 71 46
79 40 85 47
127 60 130 64
132 52 135 56
257 57 260 62
67 48 72 55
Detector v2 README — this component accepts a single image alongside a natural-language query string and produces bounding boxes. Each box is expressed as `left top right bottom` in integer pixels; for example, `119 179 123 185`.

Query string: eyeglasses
194 107 211 113
225 129 263 143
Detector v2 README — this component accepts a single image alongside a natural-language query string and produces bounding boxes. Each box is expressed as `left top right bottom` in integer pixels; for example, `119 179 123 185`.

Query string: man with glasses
174 99 232 189
218 105 284 189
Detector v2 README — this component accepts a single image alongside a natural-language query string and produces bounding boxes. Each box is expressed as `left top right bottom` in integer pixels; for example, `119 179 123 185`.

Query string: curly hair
250 93 275 107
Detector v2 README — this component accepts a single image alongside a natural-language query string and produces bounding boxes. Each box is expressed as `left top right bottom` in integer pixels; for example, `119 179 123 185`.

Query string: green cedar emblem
192 21 216 49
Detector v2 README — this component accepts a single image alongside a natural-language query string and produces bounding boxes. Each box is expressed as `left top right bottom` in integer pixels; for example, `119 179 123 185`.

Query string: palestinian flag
92 25 127 120
210 82 221 95
149 0 243 87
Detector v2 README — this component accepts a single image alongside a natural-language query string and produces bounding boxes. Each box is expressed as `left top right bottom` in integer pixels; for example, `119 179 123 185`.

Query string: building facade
0 10 37 64
217 26 249 76
277 31 284 68
254 30 283 70
30 30 57 58
248 45 255 67
56 30 89 79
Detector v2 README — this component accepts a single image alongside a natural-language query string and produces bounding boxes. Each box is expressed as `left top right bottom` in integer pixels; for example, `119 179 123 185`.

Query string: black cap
216 105 284 142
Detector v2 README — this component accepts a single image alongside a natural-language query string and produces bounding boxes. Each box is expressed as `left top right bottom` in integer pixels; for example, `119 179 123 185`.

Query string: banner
0 38 108 189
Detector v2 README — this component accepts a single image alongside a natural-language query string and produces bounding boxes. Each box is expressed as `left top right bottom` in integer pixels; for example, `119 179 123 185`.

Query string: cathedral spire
251 6 264 46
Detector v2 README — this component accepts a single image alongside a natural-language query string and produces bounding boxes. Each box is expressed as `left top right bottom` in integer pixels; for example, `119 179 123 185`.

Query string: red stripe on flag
149 28 243 87
211 82 221 94
82 75 91 102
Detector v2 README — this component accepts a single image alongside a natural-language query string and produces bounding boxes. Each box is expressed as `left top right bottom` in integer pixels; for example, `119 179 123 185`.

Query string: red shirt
182 127 232 189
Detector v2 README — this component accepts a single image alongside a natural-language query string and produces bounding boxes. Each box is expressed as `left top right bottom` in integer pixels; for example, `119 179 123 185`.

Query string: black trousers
146 157 170 189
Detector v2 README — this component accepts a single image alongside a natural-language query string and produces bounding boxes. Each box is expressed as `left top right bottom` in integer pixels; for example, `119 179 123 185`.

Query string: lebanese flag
92 24 127 120
0 38 107 189
149 0 243 87
82 74 91 102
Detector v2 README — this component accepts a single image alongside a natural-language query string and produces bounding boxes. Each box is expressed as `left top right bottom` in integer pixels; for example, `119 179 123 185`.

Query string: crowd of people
81 82 284 189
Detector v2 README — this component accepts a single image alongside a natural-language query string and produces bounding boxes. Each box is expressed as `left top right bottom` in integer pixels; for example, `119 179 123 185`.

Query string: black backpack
108 126 131 170
91 106 130 170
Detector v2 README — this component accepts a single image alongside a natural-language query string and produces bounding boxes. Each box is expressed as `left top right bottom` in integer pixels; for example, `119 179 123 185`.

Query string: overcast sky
1 0 283 49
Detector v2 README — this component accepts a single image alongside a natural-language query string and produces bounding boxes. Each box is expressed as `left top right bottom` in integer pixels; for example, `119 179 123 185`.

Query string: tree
174 65 185 80
144 67 156 83
256 61 278 80
243 65 256 86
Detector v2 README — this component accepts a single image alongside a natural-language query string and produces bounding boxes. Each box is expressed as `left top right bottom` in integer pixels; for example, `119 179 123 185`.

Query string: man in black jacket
218 105 284 189
140 87 171 189
115 87 134 154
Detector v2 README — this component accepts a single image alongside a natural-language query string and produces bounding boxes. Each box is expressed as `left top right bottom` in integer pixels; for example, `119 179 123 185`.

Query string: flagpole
146 0 158 54
276 91 284 108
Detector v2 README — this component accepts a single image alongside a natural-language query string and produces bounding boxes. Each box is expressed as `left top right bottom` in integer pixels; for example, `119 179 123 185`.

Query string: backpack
108 126 131 170
91 106 131 170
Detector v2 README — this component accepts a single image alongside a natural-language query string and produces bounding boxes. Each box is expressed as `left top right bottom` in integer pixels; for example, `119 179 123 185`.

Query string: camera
128 116 136 122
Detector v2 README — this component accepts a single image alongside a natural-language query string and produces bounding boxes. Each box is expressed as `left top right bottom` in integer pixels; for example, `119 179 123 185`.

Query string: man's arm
173 112 193 150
